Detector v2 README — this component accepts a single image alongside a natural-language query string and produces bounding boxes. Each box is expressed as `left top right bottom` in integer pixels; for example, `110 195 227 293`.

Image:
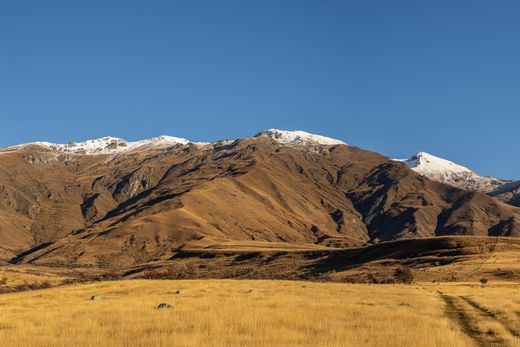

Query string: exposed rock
157 303 173 309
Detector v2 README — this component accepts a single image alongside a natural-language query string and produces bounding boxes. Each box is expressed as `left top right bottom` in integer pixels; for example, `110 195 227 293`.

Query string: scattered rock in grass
174 290 183 295
90 295 103 301
157 303 173 310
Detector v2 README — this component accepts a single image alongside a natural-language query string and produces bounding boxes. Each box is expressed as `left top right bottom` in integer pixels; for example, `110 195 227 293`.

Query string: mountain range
0 129 518 273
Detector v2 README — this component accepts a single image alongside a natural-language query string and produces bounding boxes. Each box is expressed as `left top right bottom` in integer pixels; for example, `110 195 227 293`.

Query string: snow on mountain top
396 151 506 192
134 136 191 147
397 151 474 176
1 129 346 155
8 135 192 155
257 129 346 146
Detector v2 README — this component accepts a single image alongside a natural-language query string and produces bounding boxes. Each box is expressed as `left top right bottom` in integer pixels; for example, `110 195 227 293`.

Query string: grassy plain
2 279 513 347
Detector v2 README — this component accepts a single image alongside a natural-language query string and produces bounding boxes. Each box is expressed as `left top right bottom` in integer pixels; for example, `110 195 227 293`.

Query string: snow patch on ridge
257 129 346 146
7 136 193 155
3 129 347 155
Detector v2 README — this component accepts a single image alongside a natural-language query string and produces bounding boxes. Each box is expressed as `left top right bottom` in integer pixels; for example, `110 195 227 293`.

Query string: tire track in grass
460 296 520 339
439 292 510 347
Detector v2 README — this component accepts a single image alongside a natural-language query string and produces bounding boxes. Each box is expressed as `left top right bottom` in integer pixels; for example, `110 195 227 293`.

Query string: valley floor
1 280 519 346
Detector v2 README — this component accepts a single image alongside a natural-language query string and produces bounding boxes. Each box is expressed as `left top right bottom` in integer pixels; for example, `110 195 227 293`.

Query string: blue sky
1 1 519 179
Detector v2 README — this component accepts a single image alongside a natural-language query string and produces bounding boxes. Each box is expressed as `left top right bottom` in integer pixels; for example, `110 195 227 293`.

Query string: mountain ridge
1 132 519 271
0 129 347 155
2 130 517 208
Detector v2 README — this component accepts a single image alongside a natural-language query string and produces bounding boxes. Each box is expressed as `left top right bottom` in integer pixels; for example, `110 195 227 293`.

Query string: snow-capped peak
8 135 192 155
398 151 473 177
396 151 505 192
1 129 347 156
256 129 346 146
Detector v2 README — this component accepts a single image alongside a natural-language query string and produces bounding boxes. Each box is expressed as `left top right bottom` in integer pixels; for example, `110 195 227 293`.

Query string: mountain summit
397 151 506 193
256 129 346 146
396 151 519 206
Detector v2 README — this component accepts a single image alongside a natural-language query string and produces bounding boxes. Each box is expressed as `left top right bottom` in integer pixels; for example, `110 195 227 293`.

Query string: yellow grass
0 280 481 347
437 282 520 342
0 265 70 287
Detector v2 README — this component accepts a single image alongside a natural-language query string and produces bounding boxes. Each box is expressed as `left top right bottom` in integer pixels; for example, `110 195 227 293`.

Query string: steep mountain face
1 130 519 270
398 152 519 207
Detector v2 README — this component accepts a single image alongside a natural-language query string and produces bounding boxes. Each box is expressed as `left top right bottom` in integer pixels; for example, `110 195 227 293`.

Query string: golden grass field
0 265 73 288
1 280 519 347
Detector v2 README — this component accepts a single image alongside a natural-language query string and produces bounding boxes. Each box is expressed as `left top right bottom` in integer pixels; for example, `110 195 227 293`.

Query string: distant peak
395 151 506 193
256 129 346 146
400 151 473 174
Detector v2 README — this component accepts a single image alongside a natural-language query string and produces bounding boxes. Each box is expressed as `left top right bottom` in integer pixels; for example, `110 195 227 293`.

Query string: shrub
364 273 396 284
394 266 414 284
143 265 196 280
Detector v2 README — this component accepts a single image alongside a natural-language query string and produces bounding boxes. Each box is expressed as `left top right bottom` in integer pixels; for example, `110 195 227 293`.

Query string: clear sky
1 1 519 179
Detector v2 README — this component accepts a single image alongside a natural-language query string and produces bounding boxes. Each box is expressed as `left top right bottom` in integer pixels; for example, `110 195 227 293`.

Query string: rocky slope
1 130 519 270
489 181 520 207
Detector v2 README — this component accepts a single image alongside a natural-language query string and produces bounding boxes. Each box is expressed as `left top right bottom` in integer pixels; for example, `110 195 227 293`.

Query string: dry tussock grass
0 265 69 290
0 280 478 347
437 282 520 337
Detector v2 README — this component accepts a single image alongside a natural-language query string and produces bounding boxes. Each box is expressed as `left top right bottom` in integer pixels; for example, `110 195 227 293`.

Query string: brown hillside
1 137 519 271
